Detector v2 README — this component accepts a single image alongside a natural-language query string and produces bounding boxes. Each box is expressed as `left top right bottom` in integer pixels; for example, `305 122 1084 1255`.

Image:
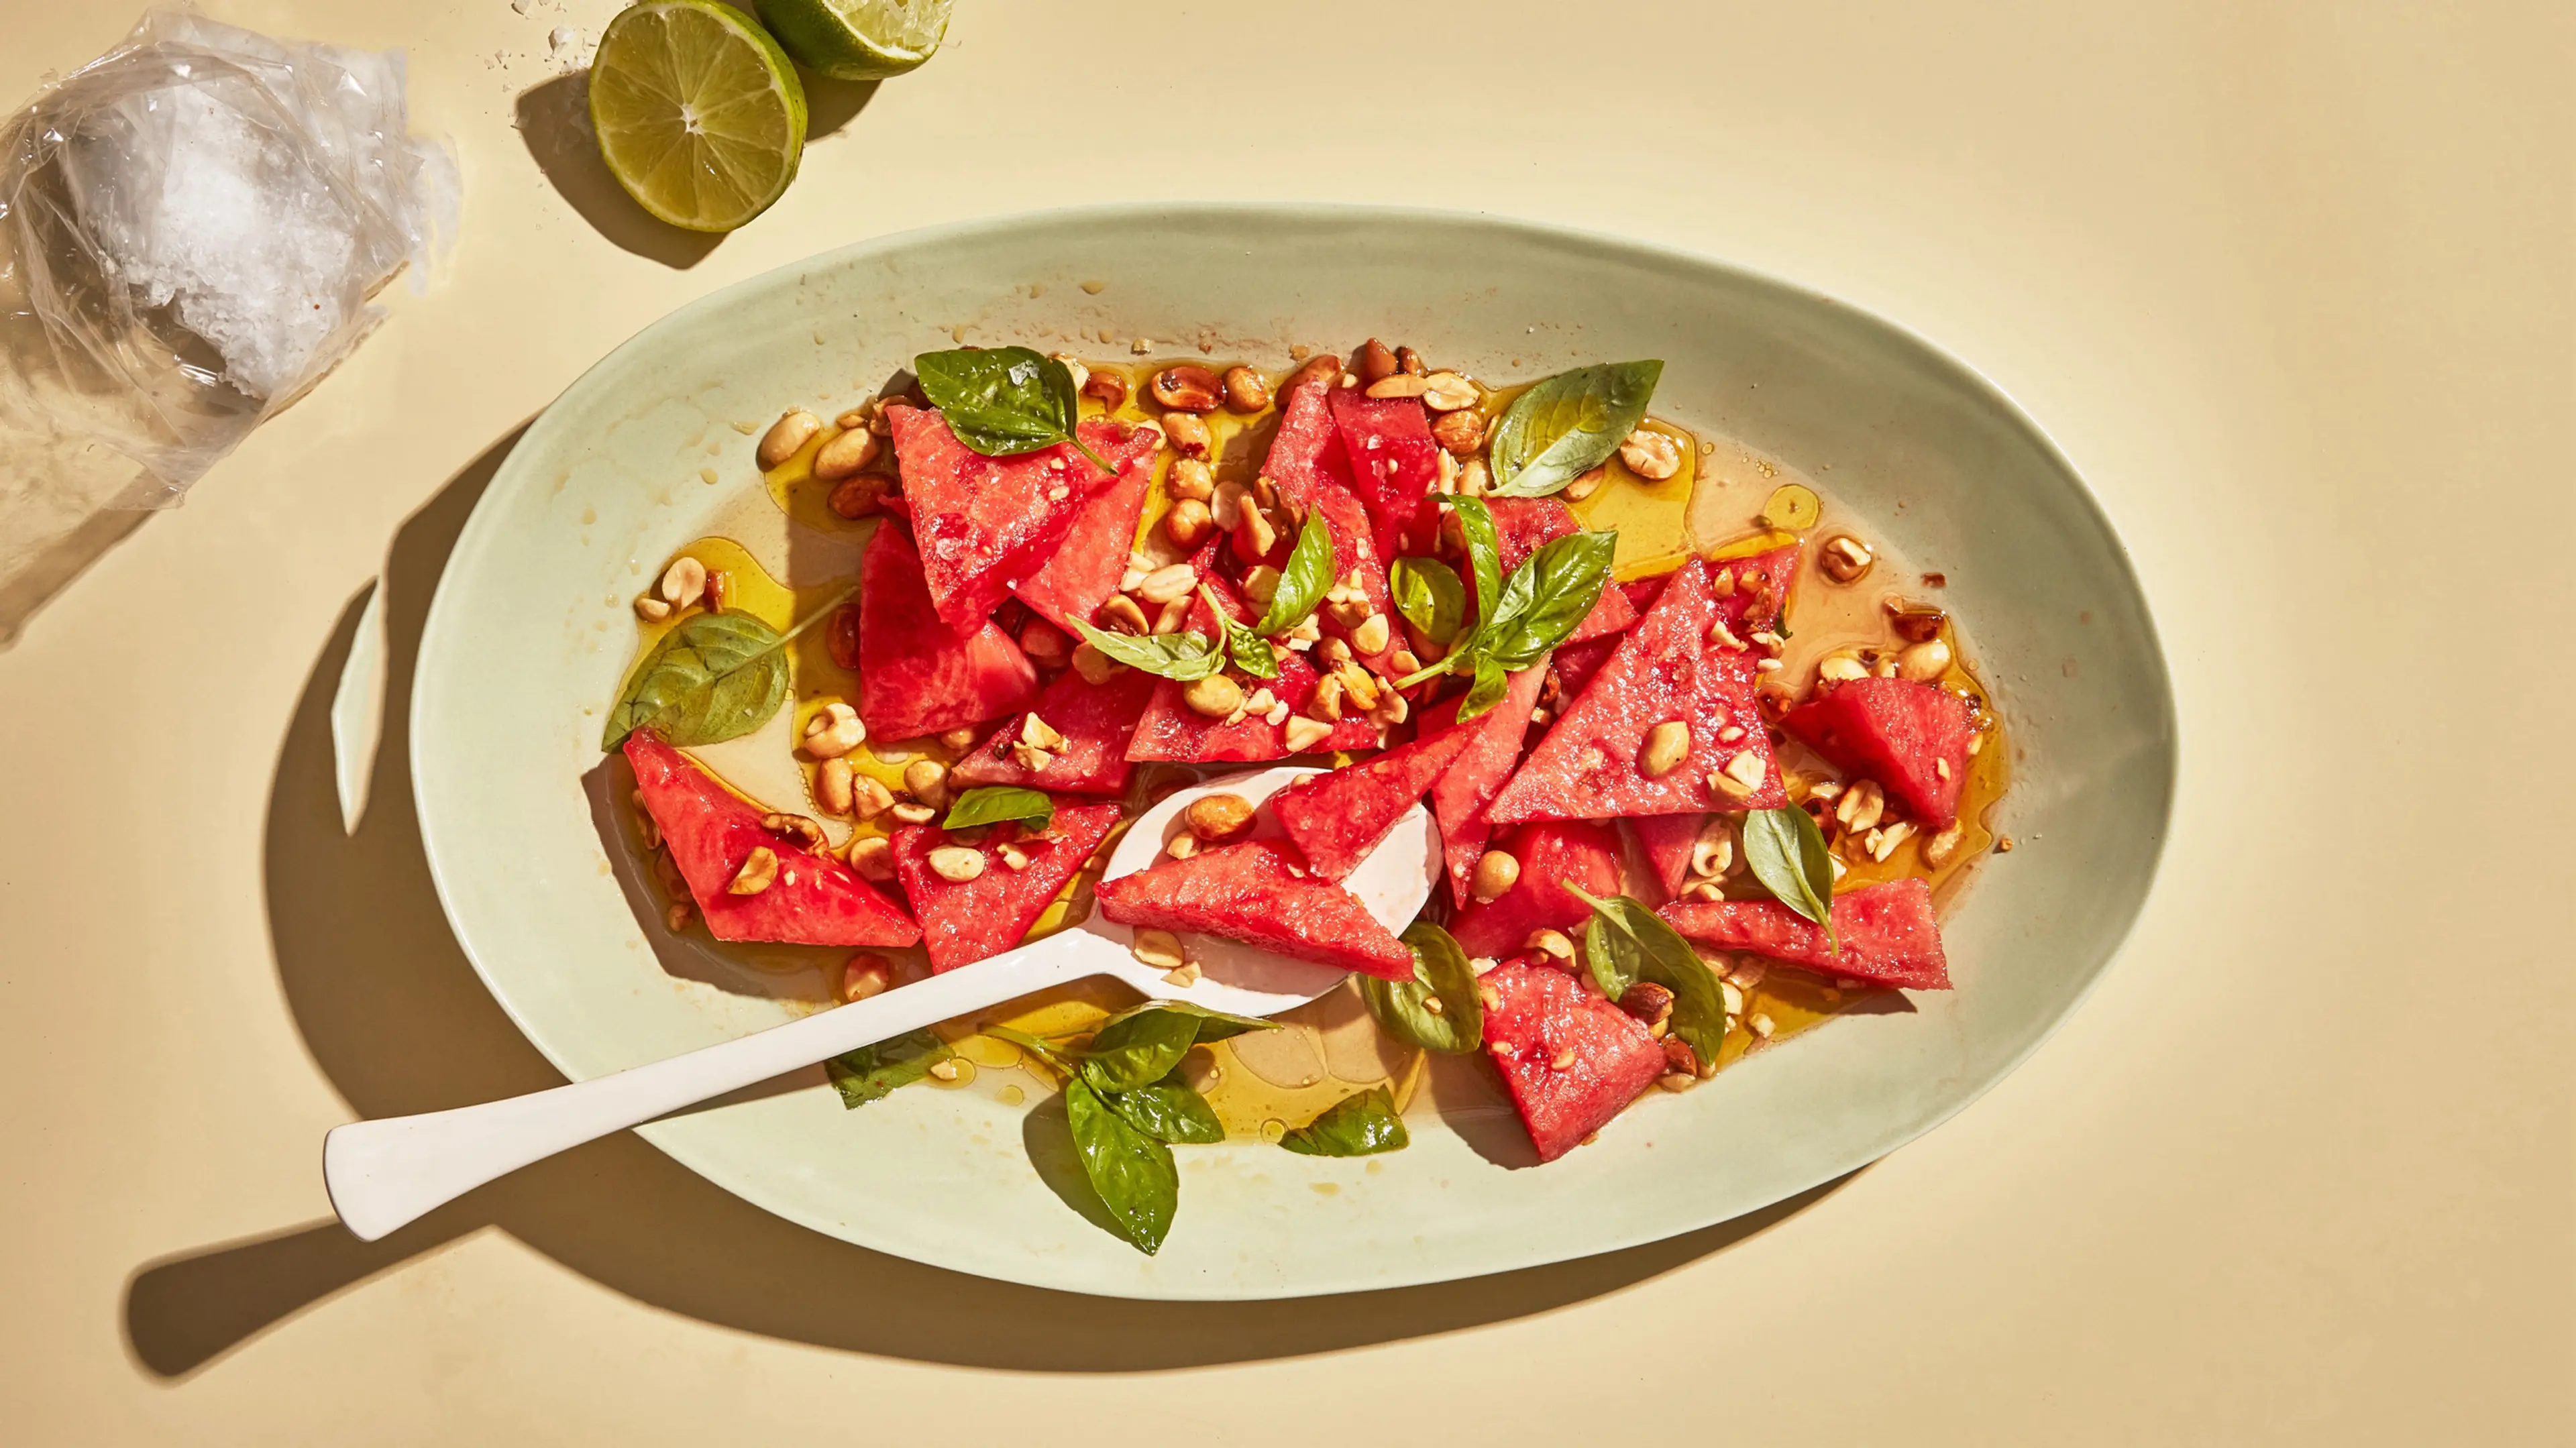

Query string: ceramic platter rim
410 203 2177 1300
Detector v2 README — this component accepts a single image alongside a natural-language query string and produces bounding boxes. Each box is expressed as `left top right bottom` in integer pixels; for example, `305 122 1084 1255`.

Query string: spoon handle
323 930 1110 1241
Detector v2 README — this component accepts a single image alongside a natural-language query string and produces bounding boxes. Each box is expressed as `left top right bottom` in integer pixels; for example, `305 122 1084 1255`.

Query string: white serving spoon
324 765 1439 1241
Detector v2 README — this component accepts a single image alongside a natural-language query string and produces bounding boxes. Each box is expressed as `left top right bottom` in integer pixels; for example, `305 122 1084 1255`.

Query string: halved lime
758 0 953 80
590 0 808 233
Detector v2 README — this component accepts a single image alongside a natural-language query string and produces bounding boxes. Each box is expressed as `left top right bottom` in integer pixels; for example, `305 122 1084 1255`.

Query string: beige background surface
1 1 2567 1442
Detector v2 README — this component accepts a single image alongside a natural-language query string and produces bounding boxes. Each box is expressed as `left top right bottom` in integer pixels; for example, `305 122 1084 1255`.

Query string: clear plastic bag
0 11 458 638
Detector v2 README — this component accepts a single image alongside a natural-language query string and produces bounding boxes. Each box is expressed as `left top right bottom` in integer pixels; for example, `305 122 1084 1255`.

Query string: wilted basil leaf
912 346 1108 469
1201 585 1279 679
1065 1078 1179 1254
1389 556 1466 647
602 583 854 752
825 1029 952 1109
1104 1080 1224 1144
1569 885 1727 1072
1254 509 1335 636
1070 620 1224 680
1359 922 1484 1054
1488 360 1663 497
1741 805 1837 948
943 785 1055 832
1279 1087 1409 1157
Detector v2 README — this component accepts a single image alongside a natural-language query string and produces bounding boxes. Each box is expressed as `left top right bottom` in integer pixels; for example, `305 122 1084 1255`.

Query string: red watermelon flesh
1094 838 1413 980
1010 422 1163 634
1549 634 1622 698
1486 558 1786 824
1272 724 1477 881
949 661 1157 796
857 520 1038 742
1421 663 1547 907
1125 574 1377 763
1446 819 1623 960
1481 497 1635 644
1781 676 1976 828
1629 812 1707 903
1259 376 1403 673
623 730 921 948
1328 387 1442 560
1478 960 1666 1162
892 802 1121 972
885 404 1127 632
1659 877 1951 990
1708 542 1801 634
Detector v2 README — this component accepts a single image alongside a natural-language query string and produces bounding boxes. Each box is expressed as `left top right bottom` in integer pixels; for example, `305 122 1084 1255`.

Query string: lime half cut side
590 0 808 233
759 0 954 80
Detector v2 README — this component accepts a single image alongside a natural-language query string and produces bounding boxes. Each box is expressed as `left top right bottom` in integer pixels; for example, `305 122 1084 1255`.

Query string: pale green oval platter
411 205 2176 1300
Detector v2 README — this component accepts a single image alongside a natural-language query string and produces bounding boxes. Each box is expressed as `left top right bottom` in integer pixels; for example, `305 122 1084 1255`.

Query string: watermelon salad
602 339 2009 1254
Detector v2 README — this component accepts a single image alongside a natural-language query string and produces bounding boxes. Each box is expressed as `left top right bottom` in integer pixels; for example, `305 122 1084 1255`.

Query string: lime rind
760 0 953 80
590 0 809 233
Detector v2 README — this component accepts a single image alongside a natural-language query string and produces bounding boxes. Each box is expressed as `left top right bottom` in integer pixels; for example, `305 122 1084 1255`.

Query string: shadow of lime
121 427 1853 1379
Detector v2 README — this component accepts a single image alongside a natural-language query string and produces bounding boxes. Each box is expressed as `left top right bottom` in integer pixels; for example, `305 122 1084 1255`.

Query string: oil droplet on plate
1260 1119 1287 1143
997 1084 1024 1107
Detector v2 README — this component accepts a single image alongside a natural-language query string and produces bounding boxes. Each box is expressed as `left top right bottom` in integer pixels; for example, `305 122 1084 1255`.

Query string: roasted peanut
1560 465 1607 502
902 758 950 807
1430 408 1487 455
848 773 894 821
1183 674 1243 718
1819 534 1875 584
1130 929 1187 971
1136 563 1198 604
634 595 672 621
1019 618 1070 665
1898 637 1953 681
802 702 866 759
1220 366 1271 413
1081 368 1130 410
1098 594 1151 634
1356 338 1399 384
1167 457 1216 502
1162 411 1212 459
757 410 822 469
846 835 896 881
1185 792 1257 842
1640 720 1690 777
816 758 856 816
1364 373 1429 400
1071 642 1119 684
1617 428 1683 480
926 846 985 883
939 726 979 753
728 846 780 895
1149 365 1224 412
1350 613 1393 656
659 555 708 607
1419 372 1478 412
841 954 893 1003
812 426 880 481
1283 716 1334 753
1471 850 1521 903
1887 602 1947 643
827 474 892 518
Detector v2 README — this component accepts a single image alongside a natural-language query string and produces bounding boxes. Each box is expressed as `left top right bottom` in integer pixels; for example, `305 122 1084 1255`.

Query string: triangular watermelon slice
1328 387 1442 561
1486 558 1786 824
1125 572 1379 763
1659 877 1951 989
891 801 1121 972
1482 498 1636 645
1094 838 1413 979
1629 812 1707 903
1010 423 1163 634
949 663 1157 796
1446 819 1623 960
624 730 921 948
1420 662 1546 907
1781 676 1976 828
1478 960 1667 1162
884 404 1128 632
1271 726 1477 881
857 520 1038 742
1548 634 1622 699
1708 542 1800 634
1257 374 1404 674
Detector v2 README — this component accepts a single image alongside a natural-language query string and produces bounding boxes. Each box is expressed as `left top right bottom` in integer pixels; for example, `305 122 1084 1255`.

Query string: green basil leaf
1479 530 1616 669
1104 1080 1225 1144
943 785 1055 832
1450 496 1504 633
824 1029 951 1109
1253 509 1335 636
1069 620 1224 680
1568 885 1728 1072
1582 911 1640 1000
1065 1077 1179 1254
1201 585 1279 679
1453 653 1510 722
1358 922 1484 1054
982 1023 1076 1075
1389 557 1466 647
1488 360 1664 497
1740 805 1839 949
1279 1087 1409 1157
602 583 855 751
1076 1008 1201 1095
912 346 1108 469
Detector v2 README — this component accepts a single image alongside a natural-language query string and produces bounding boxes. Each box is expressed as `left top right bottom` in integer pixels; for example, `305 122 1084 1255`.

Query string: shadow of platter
119 427 1852 1382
